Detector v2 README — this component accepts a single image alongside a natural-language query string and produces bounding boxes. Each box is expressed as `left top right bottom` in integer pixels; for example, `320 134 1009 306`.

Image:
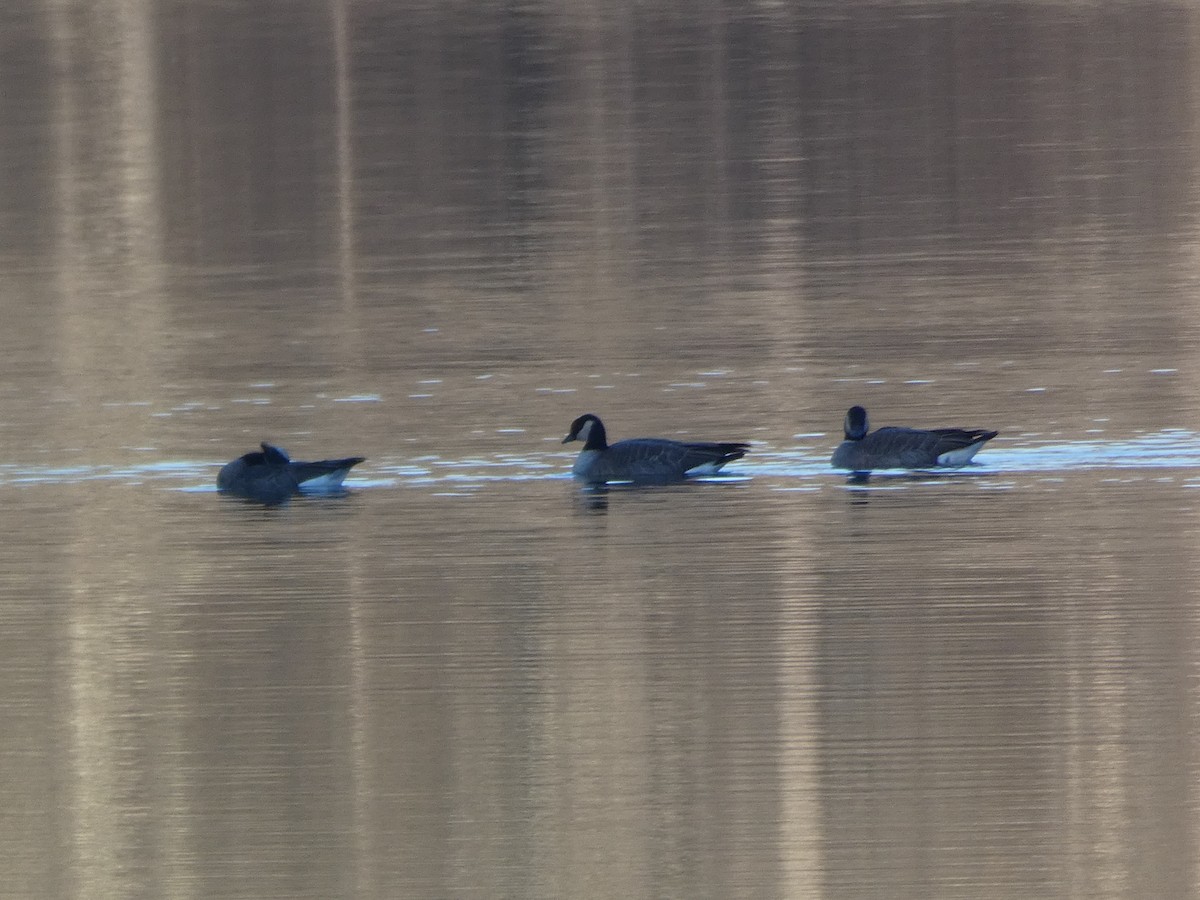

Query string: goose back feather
217 442 366 504
831 406 996 472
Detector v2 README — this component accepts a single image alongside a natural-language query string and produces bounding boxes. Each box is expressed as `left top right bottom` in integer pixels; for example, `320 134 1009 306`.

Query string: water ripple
3 430 1200 490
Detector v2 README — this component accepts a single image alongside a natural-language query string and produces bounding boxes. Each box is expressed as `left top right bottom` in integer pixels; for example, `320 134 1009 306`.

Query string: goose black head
843 406 869 441
562 413 608 450
260 443 291 464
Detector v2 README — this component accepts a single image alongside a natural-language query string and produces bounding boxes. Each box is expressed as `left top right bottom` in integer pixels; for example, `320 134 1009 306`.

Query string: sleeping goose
562 413 749 483
217 442 365 504
831 406 997 472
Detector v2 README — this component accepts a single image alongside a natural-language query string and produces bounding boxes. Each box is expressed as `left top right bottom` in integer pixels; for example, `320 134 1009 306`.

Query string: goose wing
928 427 998 448
289 456 367 488
604 438 748 479
672 441 751 474
869 426 996 467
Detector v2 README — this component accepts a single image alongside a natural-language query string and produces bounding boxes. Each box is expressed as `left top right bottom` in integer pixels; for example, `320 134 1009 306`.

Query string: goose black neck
583 416 608 450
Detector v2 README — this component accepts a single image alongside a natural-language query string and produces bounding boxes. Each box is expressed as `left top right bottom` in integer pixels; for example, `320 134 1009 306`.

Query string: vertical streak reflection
331 0 357 312
48 0 170 896
329 4 369 895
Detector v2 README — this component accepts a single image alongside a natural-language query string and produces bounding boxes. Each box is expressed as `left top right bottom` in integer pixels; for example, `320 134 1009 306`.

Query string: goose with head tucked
562 413 750 484
831 406 997 473
217 442 366 504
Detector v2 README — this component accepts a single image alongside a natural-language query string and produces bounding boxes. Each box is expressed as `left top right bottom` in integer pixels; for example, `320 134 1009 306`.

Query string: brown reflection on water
341 488 796 896
46 6 175 894
1 1 1200 898
813 477 1196 898
49 0 166 425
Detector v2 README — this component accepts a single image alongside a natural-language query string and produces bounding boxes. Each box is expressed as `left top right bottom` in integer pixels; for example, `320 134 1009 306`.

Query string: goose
562 413 749 483
217 442 365 504
831 406 997 472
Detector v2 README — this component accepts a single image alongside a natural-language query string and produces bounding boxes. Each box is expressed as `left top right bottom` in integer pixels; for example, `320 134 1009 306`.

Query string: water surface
1 2 1199 898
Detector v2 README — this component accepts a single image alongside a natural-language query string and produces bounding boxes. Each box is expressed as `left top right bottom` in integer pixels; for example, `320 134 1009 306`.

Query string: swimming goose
831 406 997 472
562 413 749 483
217 442 366 504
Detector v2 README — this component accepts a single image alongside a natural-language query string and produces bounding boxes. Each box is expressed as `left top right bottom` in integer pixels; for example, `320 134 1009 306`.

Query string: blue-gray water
2 2 1199 898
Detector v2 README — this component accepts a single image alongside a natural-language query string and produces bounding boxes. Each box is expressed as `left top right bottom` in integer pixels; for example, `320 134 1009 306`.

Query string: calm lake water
2 1 1200 898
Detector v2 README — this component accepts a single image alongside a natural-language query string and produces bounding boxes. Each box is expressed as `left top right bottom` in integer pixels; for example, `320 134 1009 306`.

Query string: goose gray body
562 413 749 483
831 406 997 472
217 442 365 504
